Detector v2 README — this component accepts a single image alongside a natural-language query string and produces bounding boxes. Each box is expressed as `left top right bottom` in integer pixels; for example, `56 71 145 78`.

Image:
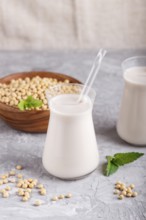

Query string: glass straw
77 49 107 103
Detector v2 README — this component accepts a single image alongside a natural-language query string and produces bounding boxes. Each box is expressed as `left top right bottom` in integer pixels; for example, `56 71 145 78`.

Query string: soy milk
117 66 146 145
124 67 146 84
43 94 99 179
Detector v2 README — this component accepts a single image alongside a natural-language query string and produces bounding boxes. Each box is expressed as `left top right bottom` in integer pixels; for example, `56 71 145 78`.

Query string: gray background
0 50 146 220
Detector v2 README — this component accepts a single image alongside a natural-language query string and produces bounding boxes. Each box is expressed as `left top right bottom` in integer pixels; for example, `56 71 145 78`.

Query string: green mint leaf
105 152 144 176
26 96 42 108
30 99 42 108
18 100 26 111
105 156 119 176
112 152 144 166
25 96 33 102
18 96 43 111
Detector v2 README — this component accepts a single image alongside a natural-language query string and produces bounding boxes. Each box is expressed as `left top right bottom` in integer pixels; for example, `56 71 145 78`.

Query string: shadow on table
96 125 125 145
96 125 146 148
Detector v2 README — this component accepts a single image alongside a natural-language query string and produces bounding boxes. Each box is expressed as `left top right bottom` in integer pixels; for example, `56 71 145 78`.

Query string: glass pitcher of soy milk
117 56 146 145
42 83 99 179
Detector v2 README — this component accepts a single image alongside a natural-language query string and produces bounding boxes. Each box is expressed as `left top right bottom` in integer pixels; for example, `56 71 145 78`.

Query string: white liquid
43 94 99 179
124 67 146 85
117 66 146 145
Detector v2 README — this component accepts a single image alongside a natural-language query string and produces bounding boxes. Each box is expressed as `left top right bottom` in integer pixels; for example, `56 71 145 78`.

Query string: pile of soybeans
0 76 70 110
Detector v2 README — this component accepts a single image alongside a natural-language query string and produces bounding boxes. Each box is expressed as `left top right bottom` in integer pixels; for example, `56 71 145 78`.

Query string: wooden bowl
0 71 81 133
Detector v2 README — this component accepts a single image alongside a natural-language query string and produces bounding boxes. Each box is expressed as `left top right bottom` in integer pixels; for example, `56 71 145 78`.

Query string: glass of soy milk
117 56 146 145
43 83 99 179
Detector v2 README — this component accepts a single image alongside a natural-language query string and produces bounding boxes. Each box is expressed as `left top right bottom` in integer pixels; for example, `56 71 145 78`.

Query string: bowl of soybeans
0 71 81 132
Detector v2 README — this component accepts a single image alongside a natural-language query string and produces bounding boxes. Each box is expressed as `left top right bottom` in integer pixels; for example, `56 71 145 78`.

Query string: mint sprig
18 96 43 111
106 156 119 176
105 152 144 176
